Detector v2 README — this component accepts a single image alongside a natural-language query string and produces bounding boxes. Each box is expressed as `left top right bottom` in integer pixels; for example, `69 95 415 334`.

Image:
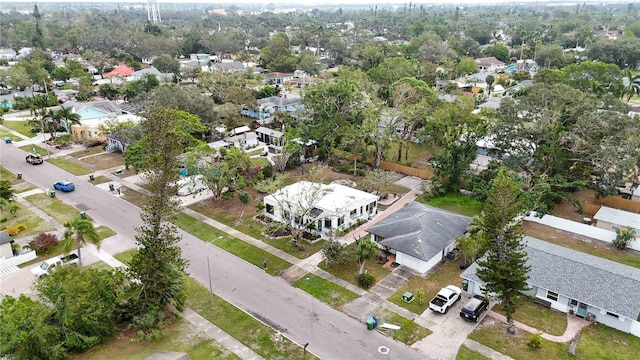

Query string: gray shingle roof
365 202 471 262
0 231 12 245
461 236 640 320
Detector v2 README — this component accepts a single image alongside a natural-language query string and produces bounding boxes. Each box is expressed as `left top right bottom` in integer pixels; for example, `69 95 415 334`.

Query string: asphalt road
1 143 429 360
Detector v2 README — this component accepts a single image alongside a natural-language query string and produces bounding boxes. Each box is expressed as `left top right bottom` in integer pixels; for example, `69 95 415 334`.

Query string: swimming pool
77 106 111 120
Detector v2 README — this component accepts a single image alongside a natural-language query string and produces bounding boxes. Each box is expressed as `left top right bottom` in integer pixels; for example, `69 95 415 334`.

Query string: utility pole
41 77 51 159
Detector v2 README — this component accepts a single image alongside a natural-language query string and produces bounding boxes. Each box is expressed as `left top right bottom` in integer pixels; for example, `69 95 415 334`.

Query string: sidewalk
486 310 591 342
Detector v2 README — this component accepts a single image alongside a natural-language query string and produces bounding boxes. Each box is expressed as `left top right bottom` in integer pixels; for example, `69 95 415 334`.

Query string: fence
599 196 640 214
380 161 433 180
582 203 601 217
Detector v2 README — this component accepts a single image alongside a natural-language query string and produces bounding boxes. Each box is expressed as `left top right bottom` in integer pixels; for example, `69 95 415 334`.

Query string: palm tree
623 69 640 102
63 217 100 266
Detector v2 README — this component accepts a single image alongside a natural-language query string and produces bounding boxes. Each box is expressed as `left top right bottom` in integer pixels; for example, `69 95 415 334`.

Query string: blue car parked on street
53 180 75 192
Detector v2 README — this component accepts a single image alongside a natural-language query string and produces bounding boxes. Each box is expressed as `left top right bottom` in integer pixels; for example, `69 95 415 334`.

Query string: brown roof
265 72 293 79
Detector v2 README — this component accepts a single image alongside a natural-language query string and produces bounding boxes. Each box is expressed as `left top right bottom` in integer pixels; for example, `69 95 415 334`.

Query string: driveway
412 294 486 360
0 267 38 301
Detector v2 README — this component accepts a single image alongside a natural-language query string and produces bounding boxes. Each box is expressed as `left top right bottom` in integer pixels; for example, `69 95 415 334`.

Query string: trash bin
49 191 55 198
89 174 95 181
366 316 378 330
80 211 86 219
17 173 22 179
462 279 469 292
109 183 115 191
4 138 11 144
402 292 414 303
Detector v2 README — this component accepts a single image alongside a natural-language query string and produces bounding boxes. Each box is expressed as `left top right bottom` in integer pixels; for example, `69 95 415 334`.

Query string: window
350 209 357 218
294 216 302 225
283 211 291 221
606 311 619 319
266 204 274 215
546 291 559 302
337 217 344 228
324 218 331 228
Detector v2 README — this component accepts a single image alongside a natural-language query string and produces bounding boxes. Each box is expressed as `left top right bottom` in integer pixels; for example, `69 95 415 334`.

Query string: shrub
31 233 60 254
0 217 7 223
613 228 636 250
357 273 376 289
4 225 25 236
527 332 543 349
261 164 273 179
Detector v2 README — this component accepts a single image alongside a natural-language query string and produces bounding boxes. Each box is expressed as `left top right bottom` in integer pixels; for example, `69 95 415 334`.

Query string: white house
474 57 506 73
593 206 640 238
462 237 640 338
224 131 258 150
365 202 471 274
263 181 379 239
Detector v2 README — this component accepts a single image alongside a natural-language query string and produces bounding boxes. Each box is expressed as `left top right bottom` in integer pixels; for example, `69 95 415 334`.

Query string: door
577 302 588 317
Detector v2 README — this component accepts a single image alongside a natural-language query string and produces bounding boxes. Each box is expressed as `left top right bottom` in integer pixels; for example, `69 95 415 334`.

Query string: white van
176 175 208 196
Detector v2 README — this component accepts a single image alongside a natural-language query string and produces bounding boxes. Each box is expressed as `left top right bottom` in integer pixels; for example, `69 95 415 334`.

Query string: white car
175 175 207 196
429 285 462 314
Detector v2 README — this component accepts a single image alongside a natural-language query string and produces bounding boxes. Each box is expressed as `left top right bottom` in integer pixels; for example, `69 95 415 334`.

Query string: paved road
1 142 428 360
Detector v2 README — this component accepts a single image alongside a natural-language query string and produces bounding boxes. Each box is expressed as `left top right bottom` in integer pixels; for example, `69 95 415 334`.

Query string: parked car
86 140 106 148
459 295 490 322
429 285 462 314
53 180 75 192
25 153 44 165
31 254 79 277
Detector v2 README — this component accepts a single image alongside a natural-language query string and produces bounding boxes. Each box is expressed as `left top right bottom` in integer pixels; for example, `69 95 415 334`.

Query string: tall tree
125 106 206 333
476 170 530 334
355 236 379 275
63 218 100 267
260 33 297 72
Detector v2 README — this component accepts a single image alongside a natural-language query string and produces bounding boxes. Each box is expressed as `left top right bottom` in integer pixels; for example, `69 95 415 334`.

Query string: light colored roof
255 126 284 138
225 132 257 143
257 96 300 107
366 202 471 262
475 57 505 66
207 140 231 149
231 126 251 135
265 181 378 216
461 236 640 320
593 206 640 230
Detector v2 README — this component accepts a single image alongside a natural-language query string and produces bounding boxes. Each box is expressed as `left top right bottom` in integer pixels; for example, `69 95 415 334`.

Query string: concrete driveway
412 294 487 360
0 267 38 301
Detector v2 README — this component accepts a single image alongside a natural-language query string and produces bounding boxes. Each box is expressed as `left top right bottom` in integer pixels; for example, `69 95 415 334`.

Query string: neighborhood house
365 202 471 273
263 181 379 239
461 236 640 338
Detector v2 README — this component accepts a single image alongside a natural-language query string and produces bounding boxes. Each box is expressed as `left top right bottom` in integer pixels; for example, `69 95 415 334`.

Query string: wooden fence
599 196 640 214
380 161 433 180
582 203 601 217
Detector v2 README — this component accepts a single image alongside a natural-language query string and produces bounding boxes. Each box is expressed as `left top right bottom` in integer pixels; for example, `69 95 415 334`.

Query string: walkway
487 310 591 342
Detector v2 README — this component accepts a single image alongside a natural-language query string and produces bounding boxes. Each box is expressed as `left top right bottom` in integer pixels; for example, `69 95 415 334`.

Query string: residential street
0 142 428 360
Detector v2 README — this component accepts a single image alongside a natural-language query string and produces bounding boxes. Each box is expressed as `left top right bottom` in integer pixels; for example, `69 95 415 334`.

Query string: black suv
459 295 489 322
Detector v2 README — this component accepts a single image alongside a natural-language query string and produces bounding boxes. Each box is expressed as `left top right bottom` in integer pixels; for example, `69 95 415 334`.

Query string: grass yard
114 248 138 265
456 345 490 360
423 192 484 217
80 152 126 170
384 141 430 167
374 308 432 345
173 213 292 276
95 225 116 240
576 323 640 360
493 300 567 336
73 318 241 360
90 175 112 185
19 144 48 156
69 146 105 158
24 193 84 224
0 129 23 142
523 222 640 268
468 321 568 360
251 157 270 167
320 243 390 288
120 187 148 208
86 260 112 271
186 278 317 360
2 120 37 138
0 166 25 185
389 260 466 314
14 184 37 193
293 273 360 308
46 157 93 175
0 202 56 237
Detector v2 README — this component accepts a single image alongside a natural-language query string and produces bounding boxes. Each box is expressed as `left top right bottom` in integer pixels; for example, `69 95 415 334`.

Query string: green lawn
0 129 23 142
46 157 93 175
389 260 465 314
293 273 360 308
74 318 241 360
95 225 116 240
114 248 138 265
384 141 430 166
19 144 48 156
186 278 317 360
86 260 112 271
456 345 490 360
14 184 37 193
423 192 484 217
80 152 126 170
576 323 640 360
320 243 390 288
90 175 112 185
0 202 56 237
2 120 37 138
0 166 25 186
173 213 292 276
24 193 84 224
69 146 105 158
120 187 148 208
251 157 270 167
374 308 432 345
493 300 567 336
